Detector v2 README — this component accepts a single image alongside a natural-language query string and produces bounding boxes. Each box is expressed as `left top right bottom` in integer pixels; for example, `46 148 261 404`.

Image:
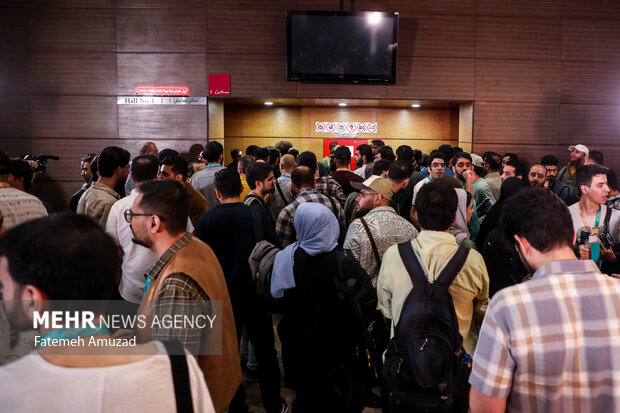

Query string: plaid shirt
145 233 210 355
316 176 346 205
470 259 620 412
276 188 343 247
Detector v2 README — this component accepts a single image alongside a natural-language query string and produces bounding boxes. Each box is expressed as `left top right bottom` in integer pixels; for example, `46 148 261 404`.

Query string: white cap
470 153 484 168
568 144 589 154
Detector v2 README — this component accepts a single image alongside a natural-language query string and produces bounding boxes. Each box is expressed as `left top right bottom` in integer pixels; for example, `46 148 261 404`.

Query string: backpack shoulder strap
249 204 265 243
435 246 470 288
275 179 290 205
397 241 428 285
603 205 612 232
360 217 382 265
162 340 195 413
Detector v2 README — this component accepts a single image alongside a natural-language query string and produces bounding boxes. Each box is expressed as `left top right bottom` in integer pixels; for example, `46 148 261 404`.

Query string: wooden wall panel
0 9 27 52
206 54 297 97
475 60 560 102
563 0 620 19
30 96 118 138
473 102 559 144
398 15 475 58
0 53 28 95
119 0 205 7
476 0 562 17
476 17 561 60
296 83 387 99
29 53 117 96
388 0 476 16
377 108 457 139
0 98 30 137
225 106 308 137
388 57 475 100
117 8 206 52
206 9 286 54
563 20 620 63
561 62 620 104
29 0 115 7
472 143 560 169
559 104 620 146
207 0 295 10
297 0 388 10
117 53 206 95
29 9 116 52
119 106 207 140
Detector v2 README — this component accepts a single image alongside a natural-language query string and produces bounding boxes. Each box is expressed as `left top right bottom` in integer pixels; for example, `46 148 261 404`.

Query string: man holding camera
568 165 620 272
0 149 47 230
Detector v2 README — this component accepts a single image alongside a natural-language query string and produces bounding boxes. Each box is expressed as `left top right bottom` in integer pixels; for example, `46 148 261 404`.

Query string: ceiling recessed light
411 104 421 108
338 102 348 107
264 101 274 106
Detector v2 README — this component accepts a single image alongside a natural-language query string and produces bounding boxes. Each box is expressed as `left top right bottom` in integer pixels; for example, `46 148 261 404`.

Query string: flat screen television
287 10 399 84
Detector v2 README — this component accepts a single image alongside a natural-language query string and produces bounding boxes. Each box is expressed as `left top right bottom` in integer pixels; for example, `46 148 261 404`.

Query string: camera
23 154 60 173
600 230 614 250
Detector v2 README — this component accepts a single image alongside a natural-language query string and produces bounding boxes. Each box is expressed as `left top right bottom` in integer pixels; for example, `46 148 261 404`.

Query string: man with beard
344 177 417 287
127 180 241 412
527 164 547 188
470 188 620 413
410 150 449 230
354 144 373 178
568 165 620 269
0 213 217 411
244 161 278 234
541 155 571 202
558 144 588 197
276 166 343 247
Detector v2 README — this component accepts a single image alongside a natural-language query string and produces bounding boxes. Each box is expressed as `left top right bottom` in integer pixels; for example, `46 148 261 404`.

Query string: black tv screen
287 10 398 84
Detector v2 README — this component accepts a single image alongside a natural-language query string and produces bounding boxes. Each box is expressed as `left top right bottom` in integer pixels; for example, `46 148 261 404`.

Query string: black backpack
383 242 471 413
330 248 389 412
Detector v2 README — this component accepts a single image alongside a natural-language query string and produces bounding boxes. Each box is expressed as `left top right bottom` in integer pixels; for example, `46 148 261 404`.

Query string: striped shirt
470 259 620 412
276 188 343 247
145 233 210 355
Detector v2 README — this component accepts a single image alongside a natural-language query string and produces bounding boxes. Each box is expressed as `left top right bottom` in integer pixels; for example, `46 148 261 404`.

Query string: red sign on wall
135 86 189 96
323 138 369 171
208 74 231 96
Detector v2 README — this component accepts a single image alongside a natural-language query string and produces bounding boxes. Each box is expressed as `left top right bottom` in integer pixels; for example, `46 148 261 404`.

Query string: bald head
139 142 158 156
291 166 315 192
280 154 296 174
528 164 547 187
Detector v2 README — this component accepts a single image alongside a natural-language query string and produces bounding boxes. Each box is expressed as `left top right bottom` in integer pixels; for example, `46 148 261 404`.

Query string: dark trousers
229 292 282 413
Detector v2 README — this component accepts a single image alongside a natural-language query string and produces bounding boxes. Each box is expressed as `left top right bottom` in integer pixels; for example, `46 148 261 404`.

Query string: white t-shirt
0 341 215 413
411 177 431 206
568 203 620 244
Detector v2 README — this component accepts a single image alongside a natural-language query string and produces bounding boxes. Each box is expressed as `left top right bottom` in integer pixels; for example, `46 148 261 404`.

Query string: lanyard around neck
578 203 601 233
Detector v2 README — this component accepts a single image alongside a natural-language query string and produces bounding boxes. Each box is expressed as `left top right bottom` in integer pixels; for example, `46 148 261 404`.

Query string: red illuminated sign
208 74 231 96
134 86 190 96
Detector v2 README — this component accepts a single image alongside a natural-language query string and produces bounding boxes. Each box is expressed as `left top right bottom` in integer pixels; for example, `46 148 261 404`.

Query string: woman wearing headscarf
271 202 367 413
476 177 529 297
475 177 526 251
451 188 476 249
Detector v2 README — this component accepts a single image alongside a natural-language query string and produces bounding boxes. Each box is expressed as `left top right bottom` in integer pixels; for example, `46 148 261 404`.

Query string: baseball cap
351 177 393 202
568 144 589 154
471 153 484 168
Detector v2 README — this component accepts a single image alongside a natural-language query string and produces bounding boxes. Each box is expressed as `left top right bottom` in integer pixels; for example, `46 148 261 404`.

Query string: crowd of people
0 138 619 413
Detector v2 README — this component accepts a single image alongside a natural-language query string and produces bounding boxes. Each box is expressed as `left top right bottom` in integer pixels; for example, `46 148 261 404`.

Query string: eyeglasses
124 209 158 224
431 163 446 169
358 190 377 197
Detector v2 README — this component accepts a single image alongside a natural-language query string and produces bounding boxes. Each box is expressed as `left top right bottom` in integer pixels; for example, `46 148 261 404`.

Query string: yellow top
377 230 489 355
